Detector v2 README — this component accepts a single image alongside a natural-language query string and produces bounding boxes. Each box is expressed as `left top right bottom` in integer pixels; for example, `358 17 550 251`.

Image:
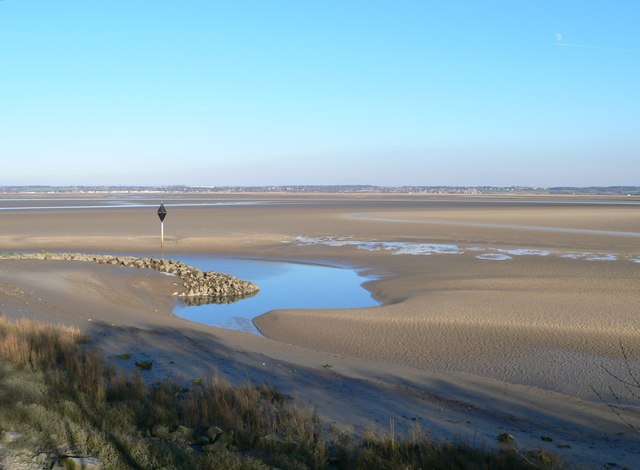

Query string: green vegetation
134 360 154 370
496 433 514 444
0 317 563 469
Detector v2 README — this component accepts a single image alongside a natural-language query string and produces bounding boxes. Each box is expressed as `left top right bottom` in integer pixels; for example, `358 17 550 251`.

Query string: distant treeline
1 185 639 195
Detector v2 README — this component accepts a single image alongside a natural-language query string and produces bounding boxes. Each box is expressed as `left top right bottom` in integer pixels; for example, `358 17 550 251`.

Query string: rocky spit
0 252 259 304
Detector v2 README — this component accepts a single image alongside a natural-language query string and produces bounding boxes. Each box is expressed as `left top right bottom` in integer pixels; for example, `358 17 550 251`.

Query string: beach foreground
1 193 639 467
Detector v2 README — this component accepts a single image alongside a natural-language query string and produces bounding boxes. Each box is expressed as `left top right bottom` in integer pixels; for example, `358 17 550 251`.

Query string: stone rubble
0 252 259 304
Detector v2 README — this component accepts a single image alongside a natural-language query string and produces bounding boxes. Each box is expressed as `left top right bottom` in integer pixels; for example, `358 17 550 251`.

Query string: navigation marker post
157 202 167 260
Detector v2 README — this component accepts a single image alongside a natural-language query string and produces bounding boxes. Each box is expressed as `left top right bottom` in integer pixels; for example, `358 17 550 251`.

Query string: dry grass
0 317 83 371
0 316 564 469
0 316 107 403
352 426 563 469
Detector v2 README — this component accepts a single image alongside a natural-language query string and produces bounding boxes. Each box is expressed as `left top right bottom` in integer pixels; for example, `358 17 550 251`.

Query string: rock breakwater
0 253 259 304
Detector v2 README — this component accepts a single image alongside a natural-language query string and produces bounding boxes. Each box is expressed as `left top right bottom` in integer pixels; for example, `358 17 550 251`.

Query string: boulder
206 426 224 442
2 431 22 443
151 425 169 439
170 425 193 443
58 456 104 470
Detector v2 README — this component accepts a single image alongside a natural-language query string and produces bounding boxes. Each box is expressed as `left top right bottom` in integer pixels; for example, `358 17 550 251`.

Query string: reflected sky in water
173 256 379 335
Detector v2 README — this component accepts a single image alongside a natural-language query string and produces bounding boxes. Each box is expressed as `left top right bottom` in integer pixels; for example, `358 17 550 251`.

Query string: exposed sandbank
1 193 639 467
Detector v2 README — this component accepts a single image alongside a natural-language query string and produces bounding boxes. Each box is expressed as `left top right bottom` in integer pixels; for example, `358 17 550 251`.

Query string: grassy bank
0 317 562 469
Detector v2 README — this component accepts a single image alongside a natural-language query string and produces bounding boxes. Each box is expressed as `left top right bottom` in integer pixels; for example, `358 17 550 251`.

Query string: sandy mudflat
1 193 639 467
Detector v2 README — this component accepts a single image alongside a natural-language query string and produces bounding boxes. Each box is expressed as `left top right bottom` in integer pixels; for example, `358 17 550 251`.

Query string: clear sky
0 1 638 186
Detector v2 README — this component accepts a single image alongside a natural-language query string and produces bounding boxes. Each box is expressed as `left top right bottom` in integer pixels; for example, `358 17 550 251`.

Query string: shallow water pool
172 256 379 335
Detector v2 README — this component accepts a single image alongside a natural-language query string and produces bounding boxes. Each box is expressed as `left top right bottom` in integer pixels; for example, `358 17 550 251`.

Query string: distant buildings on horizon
0 185 639 196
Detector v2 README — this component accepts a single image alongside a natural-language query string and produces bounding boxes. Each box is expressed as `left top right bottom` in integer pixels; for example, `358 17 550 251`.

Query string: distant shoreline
1 184 640 196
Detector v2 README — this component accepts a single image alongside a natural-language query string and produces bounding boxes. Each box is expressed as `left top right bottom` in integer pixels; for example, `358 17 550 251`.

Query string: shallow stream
173 256 379 335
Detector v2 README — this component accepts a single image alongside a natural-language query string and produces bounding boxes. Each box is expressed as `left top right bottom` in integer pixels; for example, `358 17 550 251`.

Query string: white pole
161 221 164 260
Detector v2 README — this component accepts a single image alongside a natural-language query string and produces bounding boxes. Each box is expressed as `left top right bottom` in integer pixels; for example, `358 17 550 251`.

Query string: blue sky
0 1 638 186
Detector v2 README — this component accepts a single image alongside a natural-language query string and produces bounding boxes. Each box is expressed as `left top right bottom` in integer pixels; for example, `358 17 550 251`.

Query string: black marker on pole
157 202 167 260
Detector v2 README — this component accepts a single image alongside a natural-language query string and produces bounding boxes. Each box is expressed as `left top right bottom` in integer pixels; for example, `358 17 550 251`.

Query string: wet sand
1 193 639 466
